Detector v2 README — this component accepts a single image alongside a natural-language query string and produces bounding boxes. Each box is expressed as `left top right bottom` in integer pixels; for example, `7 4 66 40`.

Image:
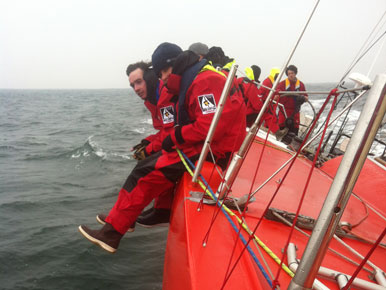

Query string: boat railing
191 63 239 183
288 73 386 290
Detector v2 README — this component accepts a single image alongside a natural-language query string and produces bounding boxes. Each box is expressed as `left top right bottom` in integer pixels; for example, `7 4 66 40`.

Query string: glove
162 135 174 152
296 95 306 105
131 139 151 151
172 50 200 75
133 146 148 160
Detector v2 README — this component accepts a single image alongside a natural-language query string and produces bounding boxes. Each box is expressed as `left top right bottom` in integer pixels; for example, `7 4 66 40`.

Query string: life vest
285 78 301 91
268 67 280 84
177 59 207 125
177 60 226 125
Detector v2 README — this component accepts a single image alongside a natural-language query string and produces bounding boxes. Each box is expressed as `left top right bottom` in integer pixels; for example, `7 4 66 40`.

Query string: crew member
277 65 308 135
236 65 264 126
125 62 175 160
96 62 177 229
78 42 247 253
188 42 209 60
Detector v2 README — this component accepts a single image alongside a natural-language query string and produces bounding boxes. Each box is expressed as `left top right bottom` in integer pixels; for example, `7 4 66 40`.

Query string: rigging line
250 90 367 198
271 211 374 274
223 89 338 288
178 149 296 288
217 0 322 203
223 123 272 283
201 153 225 246
223 188 279 283
352 192 386 223
200 98 252 246
176 149 274 288
341 10 386 83
342 227 386 290
367 28 386 77
275 92 339 284
346 193 369 228
338 29 386 85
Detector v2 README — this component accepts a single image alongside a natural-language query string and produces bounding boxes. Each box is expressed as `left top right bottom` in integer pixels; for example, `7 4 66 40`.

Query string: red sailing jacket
237 77 263 115
276 78 307 128
258 77 274 101
143 81 176 155
168 69 246 158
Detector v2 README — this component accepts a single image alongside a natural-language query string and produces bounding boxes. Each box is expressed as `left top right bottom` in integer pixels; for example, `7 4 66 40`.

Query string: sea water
0 85 384 290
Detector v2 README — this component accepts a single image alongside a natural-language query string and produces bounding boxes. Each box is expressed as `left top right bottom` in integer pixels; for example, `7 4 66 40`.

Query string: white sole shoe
78 225 116 253
96 215 106 225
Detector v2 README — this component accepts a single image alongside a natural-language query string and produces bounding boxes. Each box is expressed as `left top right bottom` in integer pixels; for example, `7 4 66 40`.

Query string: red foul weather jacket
237 77 263 115
142 81 176 155
167 69 246 159
277 78 307 129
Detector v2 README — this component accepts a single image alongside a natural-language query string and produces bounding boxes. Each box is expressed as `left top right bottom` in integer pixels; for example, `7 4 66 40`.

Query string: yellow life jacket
245 67 255 81
268 67 280 84
285 78 300 91
200 64 227 78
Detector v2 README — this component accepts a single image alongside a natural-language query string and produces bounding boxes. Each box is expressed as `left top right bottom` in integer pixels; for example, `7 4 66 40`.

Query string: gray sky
1 0 385 89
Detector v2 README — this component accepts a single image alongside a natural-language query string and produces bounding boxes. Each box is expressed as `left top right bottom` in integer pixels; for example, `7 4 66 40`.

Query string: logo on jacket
160 105 174 124
198 94 216 114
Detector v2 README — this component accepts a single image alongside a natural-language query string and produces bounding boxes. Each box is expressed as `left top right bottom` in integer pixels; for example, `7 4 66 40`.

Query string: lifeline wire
223 89 338 288
176 149 274 289
275 91 338 284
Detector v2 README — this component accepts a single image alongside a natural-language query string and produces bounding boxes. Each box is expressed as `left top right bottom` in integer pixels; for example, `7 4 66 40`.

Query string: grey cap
188 42 209 56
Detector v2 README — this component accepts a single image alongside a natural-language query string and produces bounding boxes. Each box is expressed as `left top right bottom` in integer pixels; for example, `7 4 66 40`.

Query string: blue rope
179 150 273 288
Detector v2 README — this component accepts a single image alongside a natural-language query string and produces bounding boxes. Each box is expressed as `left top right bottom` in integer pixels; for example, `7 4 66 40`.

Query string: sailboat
161 2 386 289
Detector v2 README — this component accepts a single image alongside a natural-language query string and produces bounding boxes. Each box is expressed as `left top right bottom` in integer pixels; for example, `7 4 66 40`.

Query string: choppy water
0 89 167 290
0 85 384 290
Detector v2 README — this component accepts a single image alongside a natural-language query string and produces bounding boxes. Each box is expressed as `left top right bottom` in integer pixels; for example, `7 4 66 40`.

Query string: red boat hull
163 137 386 289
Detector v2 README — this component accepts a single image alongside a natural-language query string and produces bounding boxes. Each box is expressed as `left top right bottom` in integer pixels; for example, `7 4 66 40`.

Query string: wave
22 136 133 162
68 136 132 162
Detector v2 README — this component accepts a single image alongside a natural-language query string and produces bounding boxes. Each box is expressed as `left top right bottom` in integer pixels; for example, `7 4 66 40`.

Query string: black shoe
78 223 123 253
136 208 170 228
96 214 135 232
138 207 153 218
282 132 296 145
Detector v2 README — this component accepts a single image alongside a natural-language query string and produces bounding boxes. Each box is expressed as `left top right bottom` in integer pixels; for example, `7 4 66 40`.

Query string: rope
223 123 273 284
175 148 275 288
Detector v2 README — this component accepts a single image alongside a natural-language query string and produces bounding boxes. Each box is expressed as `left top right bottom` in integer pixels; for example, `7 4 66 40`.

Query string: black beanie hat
286 65 298 76
251 65 261 82
152 42 183 76
205 46 226 67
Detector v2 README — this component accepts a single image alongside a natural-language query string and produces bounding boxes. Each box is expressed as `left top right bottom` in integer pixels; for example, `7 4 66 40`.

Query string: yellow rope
176 149 294 277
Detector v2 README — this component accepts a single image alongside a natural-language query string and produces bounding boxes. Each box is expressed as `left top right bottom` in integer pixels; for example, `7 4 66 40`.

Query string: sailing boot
275 127 289 141
96 214 136 232
78 223 123 253
282 132 296 145
136 208 170 228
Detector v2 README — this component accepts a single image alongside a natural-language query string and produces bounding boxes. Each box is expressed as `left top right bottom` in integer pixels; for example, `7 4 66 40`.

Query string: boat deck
163 136 386 289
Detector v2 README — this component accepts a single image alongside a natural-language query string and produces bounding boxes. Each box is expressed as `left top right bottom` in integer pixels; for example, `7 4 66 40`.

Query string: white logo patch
160 105 174 124
198 94 216 114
